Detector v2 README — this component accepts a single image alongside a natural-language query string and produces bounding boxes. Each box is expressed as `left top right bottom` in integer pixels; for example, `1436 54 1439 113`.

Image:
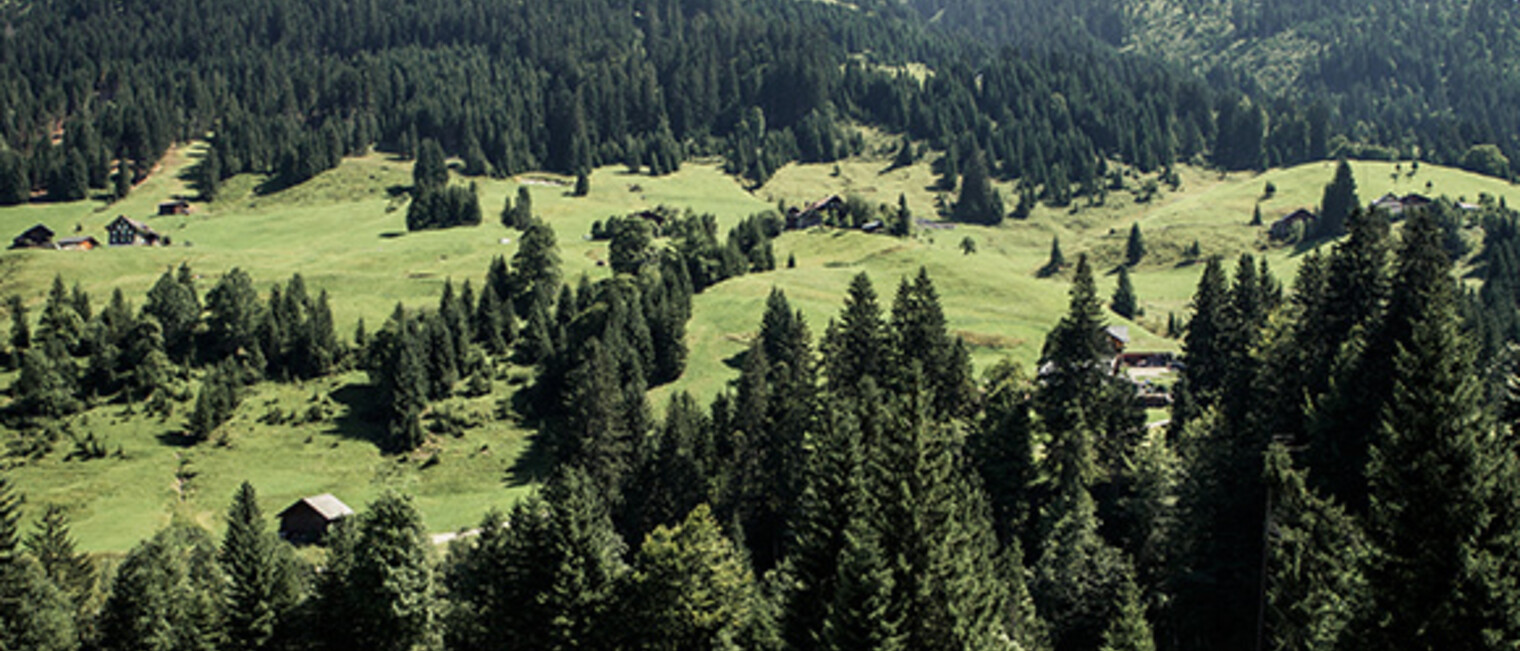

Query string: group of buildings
8 199 189 251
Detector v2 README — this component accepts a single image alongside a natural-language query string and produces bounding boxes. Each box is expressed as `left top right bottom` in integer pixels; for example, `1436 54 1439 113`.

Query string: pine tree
952 147 1003 225
113 158 131 201
782 401 867 650
7 295 30 357
0 479 77 651
512 218 561 312
1125 223 1146 266
1171 257 1229 430
1040 236 1067 277
621 504 758 649
97 522 225 651
318 492 440 651
573 171 590 197
1262 444 1368 651
1112 266 1138 319
37 275 84 354
1033 483 1131 651
822 272 890 397
1315 158 1359 239
24 504 94 608
413 138 448 193
1099 575 1156 651
1251 204 1263 226
1362 221 1520 648
512 186 533 229
0 150 29 205
819 516 904 651
221 482 299 651
1037 254 1109 458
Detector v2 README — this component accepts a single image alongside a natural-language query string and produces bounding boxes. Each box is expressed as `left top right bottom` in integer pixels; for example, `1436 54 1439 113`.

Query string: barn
277 494 355 544
56 236 99 251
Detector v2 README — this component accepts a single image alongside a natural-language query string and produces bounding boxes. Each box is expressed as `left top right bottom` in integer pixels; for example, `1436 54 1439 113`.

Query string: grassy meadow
3 141 1517 551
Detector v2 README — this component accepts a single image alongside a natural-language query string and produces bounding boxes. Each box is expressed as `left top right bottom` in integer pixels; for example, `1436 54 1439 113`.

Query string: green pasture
2 141 1515 550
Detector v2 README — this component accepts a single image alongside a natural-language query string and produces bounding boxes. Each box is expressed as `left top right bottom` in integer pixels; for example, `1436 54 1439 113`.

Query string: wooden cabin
106 216 161 246
1270 209 1316 240
10 224 55 249
277 494 355 544
158 199 192 216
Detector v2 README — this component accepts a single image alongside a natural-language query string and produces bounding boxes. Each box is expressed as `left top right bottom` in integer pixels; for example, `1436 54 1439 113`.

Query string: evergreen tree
24 504 94 609
951 147 1003 225
1112 266 1138 319
97 521 225 651
1362 222 1520 648
1315 158 1359 239
573 170 590 197
1099 575 1156 651
512 218 561 312
449 469 624 651
113 158 131 201
620 504 758 649
1033 483 1131 651
512 186 533 229
7 295 30 356
1040 236 1067 277
37 275 84 354
221 482 300 651
819 516 905 651
822 272 890 397
1125 223 1146 266
970 359 1039 550
413 139 448 193
144 267 200 363
16 347 79 418
1037 254 1109 459
0 478 77 651
1262 444 1368 651
0 150 29 205
1171 257 1229 429
317 492 440 651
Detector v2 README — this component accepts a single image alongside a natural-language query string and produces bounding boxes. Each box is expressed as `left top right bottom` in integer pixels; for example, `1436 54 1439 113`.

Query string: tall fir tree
1125 223 1146 266
1112 266 1138 319
1315 158 1359 239
221 482 301 651
317 492 441 651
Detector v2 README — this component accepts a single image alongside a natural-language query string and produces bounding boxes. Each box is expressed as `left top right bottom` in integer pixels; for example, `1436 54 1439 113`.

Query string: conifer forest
3 0 1520 649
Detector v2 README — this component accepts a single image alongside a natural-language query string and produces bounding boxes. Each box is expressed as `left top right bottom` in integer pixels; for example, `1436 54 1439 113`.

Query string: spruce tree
1315 158 1359 239
512 186 533 229
1125 223 1146 266
318 493 440 651
0 150 29 205
621 504 758 649
819 516 904 651
1171 257 1229 430
573 170 590 197
970 359 1040 550
952 147 1003 225
1112 266 1138 319
97 522 225 651
1099 575 1156 651
413 138 448 193
113 158 131 201
1040 236 1067 277
24 504 94 608
1362 222 1520 648
822 272 890 397
1262 444 1368 651
782 401 867 650
221 482 299 651
7 295 30 356
0 482 77 651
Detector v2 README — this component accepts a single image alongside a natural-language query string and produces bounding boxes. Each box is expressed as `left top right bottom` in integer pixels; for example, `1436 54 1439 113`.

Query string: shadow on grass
379 231 406 239
722 348 749 372
499 383 556 486
325 383 389 450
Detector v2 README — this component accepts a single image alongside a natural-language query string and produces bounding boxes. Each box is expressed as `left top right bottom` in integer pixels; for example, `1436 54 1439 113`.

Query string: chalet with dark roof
787 195 844 230
106 216 161 246
11 224 55 249
278 494 355 544
158 199 192 216
1270 209 1316 240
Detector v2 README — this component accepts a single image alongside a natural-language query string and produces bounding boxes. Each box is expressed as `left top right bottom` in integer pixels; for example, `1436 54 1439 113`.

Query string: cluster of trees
3 267 341 442
3 0 1514 219
5 207 1520 649
406 140 484 231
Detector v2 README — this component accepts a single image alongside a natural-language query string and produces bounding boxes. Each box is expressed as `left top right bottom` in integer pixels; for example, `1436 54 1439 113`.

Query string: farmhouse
10 224 55 249
1270 208 1316 240
278 494 355 544
787 194 843 230
56 236 99 251
106 216 161 246
158 199 192 216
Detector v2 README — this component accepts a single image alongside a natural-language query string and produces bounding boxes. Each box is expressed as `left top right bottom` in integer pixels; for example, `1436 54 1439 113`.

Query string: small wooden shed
158 199 192 216
56 236 99 251
278 494 355 544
